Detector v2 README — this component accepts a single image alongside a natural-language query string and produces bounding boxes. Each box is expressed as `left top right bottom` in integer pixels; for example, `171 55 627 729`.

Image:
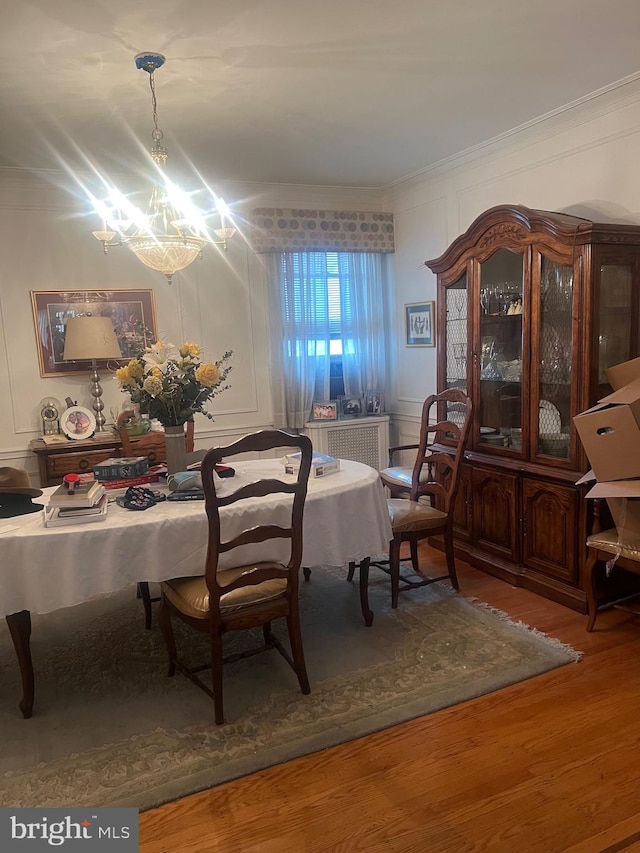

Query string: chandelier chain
148 69 163 144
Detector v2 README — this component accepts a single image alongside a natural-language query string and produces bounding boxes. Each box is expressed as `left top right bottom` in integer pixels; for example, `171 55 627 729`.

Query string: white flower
142 341 179 374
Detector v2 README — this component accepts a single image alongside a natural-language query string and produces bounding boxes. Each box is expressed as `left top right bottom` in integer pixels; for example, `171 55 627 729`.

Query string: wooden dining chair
583 497 640 631
352 389 472 607
119 421 195 629
158 429 313 725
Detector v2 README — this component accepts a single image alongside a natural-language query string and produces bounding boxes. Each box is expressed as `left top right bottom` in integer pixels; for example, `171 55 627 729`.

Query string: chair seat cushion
380 466 429 489
161 562 288 619
587 528 640 561
388 498 447 533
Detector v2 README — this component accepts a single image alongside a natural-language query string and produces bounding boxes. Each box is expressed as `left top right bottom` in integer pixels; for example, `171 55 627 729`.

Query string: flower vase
164 425 187 475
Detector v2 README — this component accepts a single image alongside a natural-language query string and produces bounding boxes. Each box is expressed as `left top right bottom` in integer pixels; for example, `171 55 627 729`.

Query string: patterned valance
250 208 395 254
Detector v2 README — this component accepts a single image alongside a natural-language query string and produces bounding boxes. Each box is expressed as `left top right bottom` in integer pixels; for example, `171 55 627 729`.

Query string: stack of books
90 457 163 495
44 479 108 527
93 456 149 480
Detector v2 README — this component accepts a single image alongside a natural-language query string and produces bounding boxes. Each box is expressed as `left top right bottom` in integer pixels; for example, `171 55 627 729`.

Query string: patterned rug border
0 565 583 810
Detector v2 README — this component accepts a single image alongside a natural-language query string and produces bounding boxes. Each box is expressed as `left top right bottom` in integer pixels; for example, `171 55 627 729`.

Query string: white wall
384 75 640 449
6 74 640 483
0 168 383 485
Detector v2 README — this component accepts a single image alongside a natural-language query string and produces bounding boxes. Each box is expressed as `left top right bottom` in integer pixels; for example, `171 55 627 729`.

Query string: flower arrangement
115 340 232 427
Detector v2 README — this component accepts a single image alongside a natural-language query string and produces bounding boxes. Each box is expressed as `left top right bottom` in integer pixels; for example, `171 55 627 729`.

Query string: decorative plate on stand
60 406 97 440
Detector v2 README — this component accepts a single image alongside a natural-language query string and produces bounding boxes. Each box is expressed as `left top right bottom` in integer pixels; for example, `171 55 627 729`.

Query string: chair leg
358 557 373 627
584 549 599 632
389 537 402 609
409 540 419 572
444 526 459 590
210 631 225 725
138 582 153 630
286 604 310 695
158 597 177 678
347 561 356 582
303 567 312 582
263 621 274 645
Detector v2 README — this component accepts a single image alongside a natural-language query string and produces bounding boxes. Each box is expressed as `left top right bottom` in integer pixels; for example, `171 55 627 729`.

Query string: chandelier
92 53 236 284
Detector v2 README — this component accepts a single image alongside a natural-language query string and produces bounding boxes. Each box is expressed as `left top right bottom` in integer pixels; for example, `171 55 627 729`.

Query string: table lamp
63 315 123 432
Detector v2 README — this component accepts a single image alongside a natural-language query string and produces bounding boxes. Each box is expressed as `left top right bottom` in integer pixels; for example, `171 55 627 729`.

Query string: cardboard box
605 357 640 391
93 456 149 481
584 479 640 541
573 381 640 481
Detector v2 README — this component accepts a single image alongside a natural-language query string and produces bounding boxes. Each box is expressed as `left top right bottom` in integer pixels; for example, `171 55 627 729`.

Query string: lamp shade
63 316 123 361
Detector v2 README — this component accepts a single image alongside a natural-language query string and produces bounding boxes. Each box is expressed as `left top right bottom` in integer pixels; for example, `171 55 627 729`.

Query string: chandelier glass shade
92 53 235 284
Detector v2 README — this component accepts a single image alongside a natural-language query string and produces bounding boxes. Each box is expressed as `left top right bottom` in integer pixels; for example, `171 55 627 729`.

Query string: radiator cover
302 416 389 470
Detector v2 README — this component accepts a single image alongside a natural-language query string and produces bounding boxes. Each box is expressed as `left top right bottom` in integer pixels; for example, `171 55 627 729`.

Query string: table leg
358 557 374 627
6 610 34 718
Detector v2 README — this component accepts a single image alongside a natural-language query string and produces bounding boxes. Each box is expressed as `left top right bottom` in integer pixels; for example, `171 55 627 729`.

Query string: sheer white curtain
266 251 388 430
340 253 388 395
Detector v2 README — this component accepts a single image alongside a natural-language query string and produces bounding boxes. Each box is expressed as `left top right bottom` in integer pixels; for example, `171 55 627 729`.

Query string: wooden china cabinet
426 204 640 611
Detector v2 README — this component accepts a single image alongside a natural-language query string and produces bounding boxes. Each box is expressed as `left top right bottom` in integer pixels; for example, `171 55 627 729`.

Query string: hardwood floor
139 546 640 853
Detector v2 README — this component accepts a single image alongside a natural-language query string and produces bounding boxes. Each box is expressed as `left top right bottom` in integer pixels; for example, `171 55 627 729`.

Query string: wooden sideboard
29 434 124 487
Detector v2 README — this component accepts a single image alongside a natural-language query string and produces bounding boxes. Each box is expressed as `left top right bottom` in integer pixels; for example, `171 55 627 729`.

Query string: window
273 250 388 428
279 252 355 397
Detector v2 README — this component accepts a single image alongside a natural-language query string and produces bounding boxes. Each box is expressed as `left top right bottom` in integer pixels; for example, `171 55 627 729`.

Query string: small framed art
338 395 365 419
405 301 435 347
365 390 384 416
311 400 338 421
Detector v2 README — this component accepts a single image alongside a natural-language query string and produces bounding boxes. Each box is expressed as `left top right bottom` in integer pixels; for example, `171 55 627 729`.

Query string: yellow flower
151 367 163 379
195 362 221 387
116 366 136 388
128 359 144 380
143 375 163 396
180 342 202 358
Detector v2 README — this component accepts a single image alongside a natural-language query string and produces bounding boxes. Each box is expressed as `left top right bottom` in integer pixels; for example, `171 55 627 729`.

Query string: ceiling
2 0 640 188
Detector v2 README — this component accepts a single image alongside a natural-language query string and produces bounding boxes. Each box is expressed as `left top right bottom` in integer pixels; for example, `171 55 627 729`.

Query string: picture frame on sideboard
338 395 365 419
365 390 384 415
311 400 339 421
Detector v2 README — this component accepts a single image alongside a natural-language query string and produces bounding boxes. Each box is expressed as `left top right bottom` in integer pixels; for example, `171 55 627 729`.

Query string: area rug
0 565 581 810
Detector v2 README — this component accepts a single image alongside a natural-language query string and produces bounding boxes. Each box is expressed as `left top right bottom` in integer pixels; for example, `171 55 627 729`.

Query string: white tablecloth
0 459 392 616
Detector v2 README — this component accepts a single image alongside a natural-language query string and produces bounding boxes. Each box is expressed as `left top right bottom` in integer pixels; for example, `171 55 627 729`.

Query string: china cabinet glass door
536 254 574 460
598 263 634 394
444 273 468 427
477 248 524 450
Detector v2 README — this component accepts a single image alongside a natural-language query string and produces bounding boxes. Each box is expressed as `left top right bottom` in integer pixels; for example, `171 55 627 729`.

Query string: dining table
1 457 393 718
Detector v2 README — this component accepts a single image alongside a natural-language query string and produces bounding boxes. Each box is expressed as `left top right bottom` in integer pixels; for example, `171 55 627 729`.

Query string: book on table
43 494 108 527
282 451 341 478
47 479 105 508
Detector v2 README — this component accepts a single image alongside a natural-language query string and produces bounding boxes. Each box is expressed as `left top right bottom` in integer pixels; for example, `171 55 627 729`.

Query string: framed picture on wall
31 290 157 378
405 301 435 347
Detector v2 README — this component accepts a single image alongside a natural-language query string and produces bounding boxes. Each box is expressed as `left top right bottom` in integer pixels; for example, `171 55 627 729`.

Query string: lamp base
89 362 107 432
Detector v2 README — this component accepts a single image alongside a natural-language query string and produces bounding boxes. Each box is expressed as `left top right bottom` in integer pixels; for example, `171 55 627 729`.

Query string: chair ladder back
200 430 312 601
411 390 472 506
